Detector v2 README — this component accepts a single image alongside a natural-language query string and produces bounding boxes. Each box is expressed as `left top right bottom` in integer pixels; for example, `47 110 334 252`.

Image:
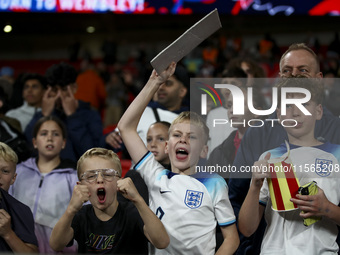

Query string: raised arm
117 178 169 249
117 62 176 163
49 184 90 251
238 153 270 237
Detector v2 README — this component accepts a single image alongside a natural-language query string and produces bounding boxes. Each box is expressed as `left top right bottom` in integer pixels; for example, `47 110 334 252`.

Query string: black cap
173 65 190 89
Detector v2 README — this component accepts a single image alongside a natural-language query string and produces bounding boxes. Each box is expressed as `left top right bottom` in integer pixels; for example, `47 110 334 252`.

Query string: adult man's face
279 49 323 78
23 79 45 107
156 76 187 111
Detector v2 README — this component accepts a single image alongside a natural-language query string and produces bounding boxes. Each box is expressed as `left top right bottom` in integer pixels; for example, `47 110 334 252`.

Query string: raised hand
117 177 141 203
41 87 60 116
68 183 90 214
150 62 177 86
60 85 78 116
252 152 271 188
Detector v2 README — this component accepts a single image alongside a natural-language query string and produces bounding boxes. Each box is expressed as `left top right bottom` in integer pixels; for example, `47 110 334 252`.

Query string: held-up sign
150 8 222 74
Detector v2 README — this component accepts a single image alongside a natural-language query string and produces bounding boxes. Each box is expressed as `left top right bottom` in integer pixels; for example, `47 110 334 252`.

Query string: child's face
79 156 120 211
220 77 244 103
241 62 253 78
0 158 16 192
277 94 323 144
227 92 255 129
147 123 169 166
33 120 66 160
166 122 208 175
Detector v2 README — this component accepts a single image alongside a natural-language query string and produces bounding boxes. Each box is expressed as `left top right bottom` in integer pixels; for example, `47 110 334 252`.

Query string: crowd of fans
0 30 340 254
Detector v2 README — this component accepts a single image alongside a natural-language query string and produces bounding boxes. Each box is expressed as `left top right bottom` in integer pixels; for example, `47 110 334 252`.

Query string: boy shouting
118 63 239 254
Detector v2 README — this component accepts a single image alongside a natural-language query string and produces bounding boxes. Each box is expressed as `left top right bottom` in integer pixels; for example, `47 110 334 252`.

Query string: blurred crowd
1 31 340 133
1 30 340 254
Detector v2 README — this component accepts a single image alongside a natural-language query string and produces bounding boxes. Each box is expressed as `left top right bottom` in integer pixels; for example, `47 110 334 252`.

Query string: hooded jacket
9 157 78 228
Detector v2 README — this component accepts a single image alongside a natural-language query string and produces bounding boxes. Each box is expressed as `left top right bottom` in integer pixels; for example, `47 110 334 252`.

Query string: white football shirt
135 151 236 255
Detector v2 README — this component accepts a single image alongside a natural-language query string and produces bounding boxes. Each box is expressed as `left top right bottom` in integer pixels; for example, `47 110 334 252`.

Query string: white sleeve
259 178 270 206
134 151 166 188
206 175 236 226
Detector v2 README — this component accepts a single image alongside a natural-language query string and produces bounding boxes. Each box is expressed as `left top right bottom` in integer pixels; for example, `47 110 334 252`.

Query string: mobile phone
298 181 318 196
298 181 321 226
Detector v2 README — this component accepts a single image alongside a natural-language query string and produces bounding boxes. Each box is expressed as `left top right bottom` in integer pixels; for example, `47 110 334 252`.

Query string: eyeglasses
80 169 120 183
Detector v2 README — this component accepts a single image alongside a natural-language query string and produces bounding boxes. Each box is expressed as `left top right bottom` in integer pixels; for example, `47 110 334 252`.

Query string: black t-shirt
71 202 148 254
118 171 149 205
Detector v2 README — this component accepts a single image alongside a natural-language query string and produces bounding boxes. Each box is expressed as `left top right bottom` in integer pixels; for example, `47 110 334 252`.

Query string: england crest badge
184 190 203 209
315 158 332 177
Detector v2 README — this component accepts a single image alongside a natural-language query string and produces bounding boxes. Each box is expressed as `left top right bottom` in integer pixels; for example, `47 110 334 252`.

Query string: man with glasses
49 147 169 254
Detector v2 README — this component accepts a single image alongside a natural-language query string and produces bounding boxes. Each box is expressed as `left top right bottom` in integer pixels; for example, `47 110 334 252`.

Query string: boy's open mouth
176 148 188 159
97 188 106 203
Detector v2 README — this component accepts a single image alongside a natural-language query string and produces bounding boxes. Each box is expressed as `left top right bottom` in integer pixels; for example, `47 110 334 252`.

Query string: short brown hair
77 148 122 180
280 43 320 72
170 111 209 145
275 76 324 106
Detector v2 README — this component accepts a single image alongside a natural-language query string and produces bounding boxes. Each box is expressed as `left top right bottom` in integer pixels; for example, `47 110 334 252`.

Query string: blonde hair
77 148 122 179
170 111 209 145
0 142 18 166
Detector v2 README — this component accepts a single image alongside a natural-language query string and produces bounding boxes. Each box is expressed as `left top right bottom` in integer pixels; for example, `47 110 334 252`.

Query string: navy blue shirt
0 188 38 252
